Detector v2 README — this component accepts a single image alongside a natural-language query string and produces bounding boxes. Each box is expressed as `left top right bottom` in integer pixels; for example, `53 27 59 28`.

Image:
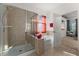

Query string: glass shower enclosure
0 4 36 56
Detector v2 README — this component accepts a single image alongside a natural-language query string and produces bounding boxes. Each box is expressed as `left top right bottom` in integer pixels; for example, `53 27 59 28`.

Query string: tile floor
28 36 79 56
1 36 79 56
61 36 79 55
2 43 34 56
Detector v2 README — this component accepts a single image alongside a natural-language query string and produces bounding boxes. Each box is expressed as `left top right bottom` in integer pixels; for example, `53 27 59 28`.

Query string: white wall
60 17 67 38
45 13 54 48
58 4 79 41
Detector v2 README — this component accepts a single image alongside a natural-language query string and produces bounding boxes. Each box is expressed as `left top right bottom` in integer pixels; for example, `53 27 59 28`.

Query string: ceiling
62 11 77 19
4 3 79 15
5 3 62 11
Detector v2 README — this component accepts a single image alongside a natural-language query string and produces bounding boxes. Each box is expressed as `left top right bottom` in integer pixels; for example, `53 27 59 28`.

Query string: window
36 16 46 33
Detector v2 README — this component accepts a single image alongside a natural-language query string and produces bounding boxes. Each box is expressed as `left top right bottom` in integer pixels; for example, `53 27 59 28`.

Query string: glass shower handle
3 26 13 32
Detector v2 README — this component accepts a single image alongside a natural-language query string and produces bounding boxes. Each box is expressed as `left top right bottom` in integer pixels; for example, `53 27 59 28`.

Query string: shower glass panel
0 4 35 56
25 11 38 49
0 4 7 56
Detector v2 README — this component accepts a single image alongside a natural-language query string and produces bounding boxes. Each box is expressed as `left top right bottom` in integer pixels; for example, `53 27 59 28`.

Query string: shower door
0 4 8 56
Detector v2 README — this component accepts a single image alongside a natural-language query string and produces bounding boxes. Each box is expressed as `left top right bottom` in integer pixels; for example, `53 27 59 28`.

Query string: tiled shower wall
7 6 27 47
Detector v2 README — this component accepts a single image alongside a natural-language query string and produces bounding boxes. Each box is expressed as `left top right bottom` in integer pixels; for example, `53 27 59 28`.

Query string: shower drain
19 50 23 52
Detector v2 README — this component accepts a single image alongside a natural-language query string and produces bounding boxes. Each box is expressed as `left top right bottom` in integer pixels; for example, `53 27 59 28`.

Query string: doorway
61 11 79 55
